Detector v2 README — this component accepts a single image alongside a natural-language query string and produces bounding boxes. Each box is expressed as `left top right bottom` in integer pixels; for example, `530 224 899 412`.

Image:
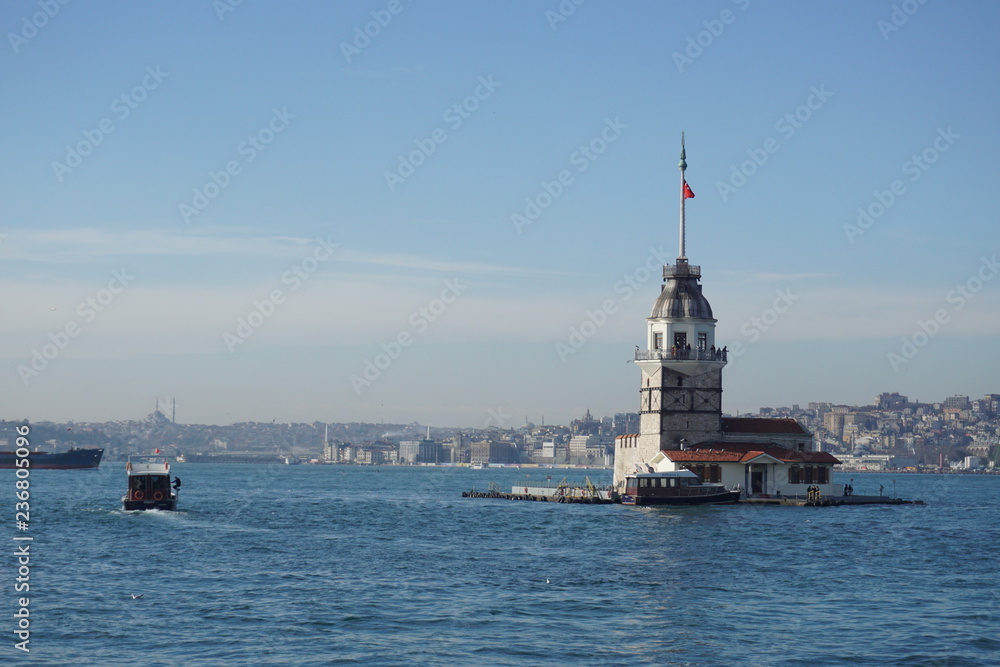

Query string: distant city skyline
3 2 999 427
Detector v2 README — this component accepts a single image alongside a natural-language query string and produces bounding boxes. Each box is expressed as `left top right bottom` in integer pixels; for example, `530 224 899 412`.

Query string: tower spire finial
678 132 687 261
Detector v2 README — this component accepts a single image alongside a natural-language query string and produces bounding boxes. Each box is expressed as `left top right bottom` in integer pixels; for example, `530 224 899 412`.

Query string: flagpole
678 132 687 261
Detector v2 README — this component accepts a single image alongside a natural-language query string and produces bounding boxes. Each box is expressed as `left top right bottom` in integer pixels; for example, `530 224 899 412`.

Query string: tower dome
649 274 714 320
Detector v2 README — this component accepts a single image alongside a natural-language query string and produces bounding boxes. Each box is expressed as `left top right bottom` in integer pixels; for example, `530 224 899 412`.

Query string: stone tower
613 136 727 489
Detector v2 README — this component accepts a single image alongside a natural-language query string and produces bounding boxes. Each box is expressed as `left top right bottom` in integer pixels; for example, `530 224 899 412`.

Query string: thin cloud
3 228 554 279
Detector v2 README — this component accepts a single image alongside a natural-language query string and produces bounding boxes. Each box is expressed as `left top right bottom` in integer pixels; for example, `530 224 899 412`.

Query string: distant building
470 440 518 465
399 440 420 464
875 392 909 410
540 441 556 461
943 395 971 410
823 412 846 438
567 434 599 457
399 439 443 464
612 412 640 436
570 409 600 436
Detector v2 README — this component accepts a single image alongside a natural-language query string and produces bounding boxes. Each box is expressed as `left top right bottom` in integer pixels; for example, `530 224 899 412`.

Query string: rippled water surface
4 465 999 666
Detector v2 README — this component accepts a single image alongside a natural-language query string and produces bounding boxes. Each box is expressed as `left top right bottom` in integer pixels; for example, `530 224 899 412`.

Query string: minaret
613 136 727 489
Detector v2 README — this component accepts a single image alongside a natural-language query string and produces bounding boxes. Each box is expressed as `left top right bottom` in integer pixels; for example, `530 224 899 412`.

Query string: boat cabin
622 469 740 505
123 457 178 511
626 469 706 495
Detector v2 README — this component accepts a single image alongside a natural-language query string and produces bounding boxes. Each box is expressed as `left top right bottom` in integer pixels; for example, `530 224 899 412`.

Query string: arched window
789 466 800 484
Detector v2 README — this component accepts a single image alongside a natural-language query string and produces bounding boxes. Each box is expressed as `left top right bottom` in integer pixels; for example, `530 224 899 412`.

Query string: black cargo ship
0 448 103 469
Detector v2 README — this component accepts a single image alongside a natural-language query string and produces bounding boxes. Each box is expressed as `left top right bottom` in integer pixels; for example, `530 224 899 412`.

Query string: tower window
698 333 707 350
653 332 663 350
673 332 687 348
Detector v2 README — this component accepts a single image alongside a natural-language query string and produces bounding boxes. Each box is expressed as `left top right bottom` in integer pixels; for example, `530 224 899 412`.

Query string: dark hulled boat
0 448 103 470
621 469 741 505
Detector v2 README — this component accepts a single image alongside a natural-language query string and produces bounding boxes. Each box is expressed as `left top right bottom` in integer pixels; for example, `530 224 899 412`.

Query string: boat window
640 478 649 487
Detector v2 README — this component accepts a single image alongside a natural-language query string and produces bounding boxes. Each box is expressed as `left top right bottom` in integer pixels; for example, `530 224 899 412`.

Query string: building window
708 464 721 483
654 332 663 350
674 332 687 348
698 333 707 350
803 466 814 484
816 466 828 484
789 466 800 484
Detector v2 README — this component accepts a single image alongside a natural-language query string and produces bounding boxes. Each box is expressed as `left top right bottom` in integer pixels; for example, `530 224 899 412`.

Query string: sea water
3 465 999 666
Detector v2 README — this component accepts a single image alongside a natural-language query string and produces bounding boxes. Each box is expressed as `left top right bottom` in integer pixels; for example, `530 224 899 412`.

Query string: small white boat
122 456 179 511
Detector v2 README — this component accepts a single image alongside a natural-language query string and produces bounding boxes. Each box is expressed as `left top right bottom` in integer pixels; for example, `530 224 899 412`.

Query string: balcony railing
635 348 727 362
663 262 701 279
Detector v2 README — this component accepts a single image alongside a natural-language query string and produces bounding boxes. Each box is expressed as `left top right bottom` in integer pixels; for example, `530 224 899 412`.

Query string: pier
740 494 924 507
462 479 615 504
463 482 923 506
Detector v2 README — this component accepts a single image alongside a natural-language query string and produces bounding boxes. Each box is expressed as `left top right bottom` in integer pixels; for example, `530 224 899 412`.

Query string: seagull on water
131 594 143 599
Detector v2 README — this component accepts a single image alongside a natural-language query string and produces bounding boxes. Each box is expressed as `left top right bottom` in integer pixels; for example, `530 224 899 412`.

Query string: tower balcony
634 346 727 378
663 261 700 279
635 348 727 363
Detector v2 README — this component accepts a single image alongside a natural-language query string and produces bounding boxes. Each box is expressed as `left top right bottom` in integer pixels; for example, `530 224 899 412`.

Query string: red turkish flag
683 181 695 199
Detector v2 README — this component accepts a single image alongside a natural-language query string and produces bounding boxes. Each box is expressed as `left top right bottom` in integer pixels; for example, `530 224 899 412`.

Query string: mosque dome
649 278 714 320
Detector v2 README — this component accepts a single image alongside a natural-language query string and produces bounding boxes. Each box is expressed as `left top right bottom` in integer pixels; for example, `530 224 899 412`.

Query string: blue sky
2 0 999 427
